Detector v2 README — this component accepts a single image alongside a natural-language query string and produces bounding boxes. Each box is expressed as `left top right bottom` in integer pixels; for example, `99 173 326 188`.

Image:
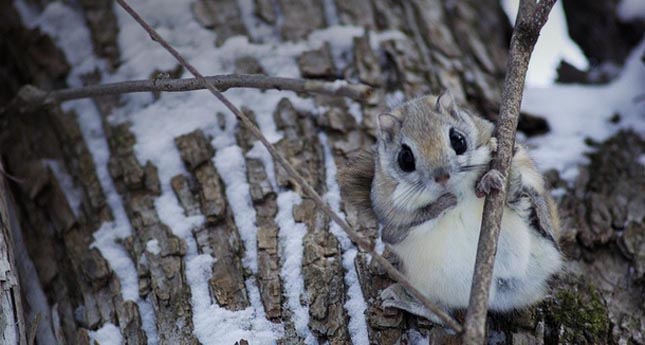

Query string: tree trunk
1 0 643 344
1 163 28 345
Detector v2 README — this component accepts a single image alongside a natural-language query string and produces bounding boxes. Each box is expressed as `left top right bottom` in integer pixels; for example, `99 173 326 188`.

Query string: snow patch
276 192 317 345
319 134 370 344
501 0 589 86
618 0 645 21
89 323 123 345
16 1 105 87
550 187 567 200
146 239 161 255
238 0 277 43
247 142 279 192
523 41 645 180
322 0 340 27
638 154 645 166
385 91 406 109
186 254 281 345
407 329 430 345
347 99 363 124
214 145 259 272
488 330 507 345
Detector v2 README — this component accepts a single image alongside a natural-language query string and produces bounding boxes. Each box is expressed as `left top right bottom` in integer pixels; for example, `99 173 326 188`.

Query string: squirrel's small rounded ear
377 113 402 142
436 90 459 119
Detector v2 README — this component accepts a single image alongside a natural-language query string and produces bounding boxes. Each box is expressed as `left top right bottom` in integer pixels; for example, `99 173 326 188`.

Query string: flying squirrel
339 93 563 323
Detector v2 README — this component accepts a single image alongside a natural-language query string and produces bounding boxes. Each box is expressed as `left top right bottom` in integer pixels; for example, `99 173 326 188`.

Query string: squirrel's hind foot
380 283 453 332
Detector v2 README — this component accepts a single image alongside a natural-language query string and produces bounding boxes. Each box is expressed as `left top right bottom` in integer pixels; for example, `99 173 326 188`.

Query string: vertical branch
461 0 557 344
114 0 463 333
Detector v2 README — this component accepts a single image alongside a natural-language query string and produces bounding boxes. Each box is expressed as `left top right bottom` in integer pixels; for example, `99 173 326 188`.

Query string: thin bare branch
115 0 463 333
461 0 557 344
16 74 373 105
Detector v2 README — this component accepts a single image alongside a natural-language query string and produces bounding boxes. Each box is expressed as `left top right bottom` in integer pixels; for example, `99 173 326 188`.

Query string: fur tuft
339 150 377 219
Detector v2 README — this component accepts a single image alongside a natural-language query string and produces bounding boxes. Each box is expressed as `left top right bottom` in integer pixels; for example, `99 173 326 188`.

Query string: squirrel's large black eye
449 128 467 155
397 144 416 172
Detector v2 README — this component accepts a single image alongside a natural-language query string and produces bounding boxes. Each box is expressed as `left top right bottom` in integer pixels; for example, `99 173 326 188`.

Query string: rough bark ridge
1 0 644 344
0 163 27 345
273 98 352 344
1 3 150 343
235 108 282 321
107 123 198 345
173 130 249 311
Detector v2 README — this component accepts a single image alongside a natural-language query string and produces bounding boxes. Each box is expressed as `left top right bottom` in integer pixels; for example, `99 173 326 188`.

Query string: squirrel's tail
338 149 377 219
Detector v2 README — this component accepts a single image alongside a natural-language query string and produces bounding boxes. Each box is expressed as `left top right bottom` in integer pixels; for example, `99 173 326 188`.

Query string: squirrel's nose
434 173 450 185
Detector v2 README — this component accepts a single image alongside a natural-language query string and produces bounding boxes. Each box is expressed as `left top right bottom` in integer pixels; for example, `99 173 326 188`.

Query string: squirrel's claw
489 137 498 153
476 169 505 198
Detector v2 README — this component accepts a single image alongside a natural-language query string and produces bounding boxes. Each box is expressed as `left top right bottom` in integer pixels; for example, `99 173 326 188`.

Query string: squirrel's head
376 92 494 210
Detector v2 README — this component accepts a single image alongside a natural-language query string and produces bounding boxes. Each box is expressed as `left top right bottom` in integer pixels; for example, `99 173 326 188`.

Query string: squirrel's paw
435 193 458 210
380 284 444 325
476 169 505 198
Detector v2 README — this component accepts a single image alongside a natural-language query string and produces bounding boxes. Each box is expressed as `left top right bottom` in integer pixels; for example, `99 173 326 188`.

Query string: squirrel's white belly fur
390 188 562 310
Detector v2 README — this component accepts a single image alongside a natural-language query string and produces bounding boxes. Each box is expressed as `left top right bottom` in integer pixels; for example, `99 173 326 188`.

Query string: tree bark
0 163 27 345
1 0 643 344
